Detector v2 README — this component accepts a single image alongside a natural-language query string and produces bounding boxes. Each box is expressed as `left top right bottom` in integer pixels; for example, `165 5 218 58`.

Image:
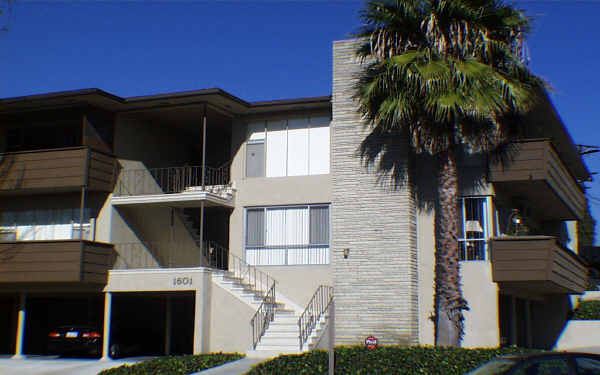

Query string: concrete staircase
212 270 327 357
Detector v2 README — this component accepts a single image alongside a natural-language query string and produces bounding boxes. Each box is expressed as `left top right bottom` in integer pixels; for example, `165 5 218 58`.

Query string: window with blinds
0 208 94 241
245 205 330 265
246 116 330 178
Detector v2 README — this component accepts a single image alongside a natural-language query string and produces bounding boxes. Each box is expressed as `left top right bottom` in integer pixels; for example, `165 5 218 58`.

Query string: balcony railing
114 164 230 197
489 139 585 220
0 240 115 284
490 236 588 295
0 146 117 194
245 244 330 266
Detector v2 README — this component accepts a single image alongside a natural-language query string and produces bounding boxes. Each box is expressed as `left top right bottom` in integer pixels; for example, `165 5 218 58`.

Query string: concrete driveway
0 355 143 375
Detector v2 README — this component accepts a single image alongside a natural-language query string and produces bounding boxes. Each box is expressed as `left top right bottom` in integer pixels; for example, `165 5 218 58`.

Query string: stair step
246 349 300 357
256 337 300 350
263 330 299 338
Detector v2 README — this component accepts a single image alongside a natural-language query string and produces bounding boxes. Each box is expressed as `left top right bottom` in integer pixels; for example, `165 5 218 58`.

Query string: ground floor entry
1 290 195 359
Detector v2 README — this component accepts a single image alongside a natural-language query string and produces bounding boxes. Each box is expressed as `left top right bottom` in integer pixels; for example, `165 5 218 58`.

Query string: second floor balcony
488 139 585 221
112 164 234 208
0 239 115 285
490 236 588 295
0 146 117 195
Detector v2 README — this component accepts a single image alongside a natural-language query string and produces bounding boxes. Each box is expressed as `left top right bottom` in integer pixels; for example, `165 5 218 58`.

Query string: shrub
572 300 600 320
245 346 537 375
98 352 244 375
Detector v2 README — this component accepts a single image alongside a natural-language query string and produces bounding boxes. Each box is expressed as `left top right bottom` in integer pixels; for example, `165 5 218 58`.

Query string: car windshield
465 359 518 375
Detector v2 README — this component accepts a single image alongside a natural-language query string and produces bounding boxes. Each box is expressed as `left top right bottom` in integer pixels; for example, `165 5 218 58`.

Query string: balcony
112 164 234 208
488 139 585 220
490 236 588 295
0 240 116 284
0 146 117 195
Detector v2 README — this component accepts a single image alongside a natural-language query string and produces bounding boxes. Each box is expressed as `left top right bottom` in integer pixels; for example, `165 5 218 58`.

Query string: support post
201 105 207 189
328 297 335 375
199 105 207 262
12 293 26 359
165 295 172 356
199 202 205 265
79 186 87 239
510 296 517 346
525 300 532 348
193 290 203 354
100 292 112 361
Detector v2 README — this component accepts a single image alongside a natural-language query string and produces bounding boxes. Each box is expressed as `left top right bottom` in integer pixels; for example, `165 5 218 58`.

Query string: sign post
328 297 335 375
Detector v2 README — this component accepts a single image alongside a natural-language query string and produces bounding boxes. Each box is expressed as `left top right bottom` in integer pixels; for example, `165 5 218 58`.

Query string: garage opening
111 291 195 357
24 294 104 355
0 295 16 354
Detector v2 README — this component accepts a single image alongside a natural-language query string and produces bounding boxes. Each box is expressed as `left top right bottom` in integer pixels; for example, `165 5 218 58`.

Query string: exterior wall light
343 248 350 259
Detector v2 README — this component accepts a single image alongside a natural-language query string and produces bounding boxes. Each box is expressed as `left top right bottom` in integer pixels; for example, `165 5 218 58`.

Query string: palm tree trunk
434 146 467 347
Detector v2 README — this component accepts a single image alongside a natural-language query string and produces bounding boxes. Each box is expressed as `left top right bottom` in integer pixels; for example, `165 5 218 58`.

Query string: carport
109 292 195 357
23 294 104 355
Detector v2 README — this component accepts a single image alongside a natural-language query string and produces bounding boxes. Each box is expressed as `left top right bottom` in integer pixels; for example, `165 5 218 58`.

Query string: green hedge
245 346 537 375
98 353 244 375
572 300 600 320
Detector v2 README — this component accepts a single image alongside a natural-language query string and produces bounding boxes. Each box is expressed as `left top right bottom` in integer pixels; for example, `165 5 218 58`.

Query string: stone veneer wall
331 39 419 345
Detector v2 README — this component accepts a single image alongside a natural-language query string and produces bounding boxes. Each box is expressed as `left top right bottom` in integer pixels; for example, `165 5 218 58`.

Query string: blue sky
2 1 600 243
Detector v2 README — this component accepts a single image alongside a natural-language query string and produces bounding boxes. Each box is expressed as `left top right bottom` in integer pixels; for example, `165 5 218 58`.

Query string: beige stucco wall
417 208 436 346
257 265 332 308
460 262 500 348
227 114 333 307
208 283 254 353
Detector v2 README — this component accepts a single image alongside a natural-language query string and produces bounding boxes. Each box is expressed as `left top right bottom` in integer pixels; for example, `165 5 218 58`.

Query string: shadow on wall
358 127 491 214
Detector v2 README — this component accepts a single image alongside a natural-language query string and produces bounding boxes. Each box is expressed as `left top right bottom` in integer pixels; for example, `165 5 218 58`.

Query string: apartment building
0 40 590 358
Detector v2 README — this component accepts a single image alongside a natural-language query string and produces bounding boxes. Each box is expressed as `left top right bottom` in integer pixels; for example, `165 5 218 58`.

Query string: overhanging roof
0 88 331 116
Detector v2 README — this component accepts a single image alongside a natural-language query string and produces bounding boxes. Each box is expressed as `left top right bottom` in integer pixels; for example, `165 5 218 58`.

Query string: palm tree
354 0 545 346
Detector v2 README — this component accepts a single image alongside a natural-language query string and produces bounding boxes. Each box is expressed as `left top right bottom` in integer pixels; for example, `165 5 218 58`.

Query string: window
512 357 571 375
246 116 330 178
458 197 493 261
0 208 94 241
575 357 600 375
245 205 330 265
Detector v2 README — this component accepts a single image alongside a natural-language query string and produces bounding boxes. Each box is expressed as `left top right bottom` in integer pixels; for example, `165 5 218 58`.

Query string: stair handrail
250 280 276 349
198 240 279 348
298 285 334 350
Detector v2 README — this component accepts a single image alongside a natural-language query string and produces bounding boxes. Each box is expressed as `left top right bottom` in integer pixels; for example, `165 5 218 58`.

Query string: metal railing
202 240 228 270
115 164 231 197
112 241 201 269
245 244 330 266
112 240 229 270
203 242 278 348
298 285 333 350
251 281 276 349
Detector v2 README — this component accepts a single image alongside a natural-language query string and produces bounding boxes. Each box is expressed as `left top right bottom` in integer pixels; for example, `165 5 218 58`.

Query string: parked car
466 352 600 375
47 325 102 357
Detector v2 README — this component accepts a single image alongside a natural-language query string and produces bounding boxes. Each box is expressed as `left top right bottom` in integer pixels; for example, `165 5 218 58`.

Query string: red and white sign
365 336 378 350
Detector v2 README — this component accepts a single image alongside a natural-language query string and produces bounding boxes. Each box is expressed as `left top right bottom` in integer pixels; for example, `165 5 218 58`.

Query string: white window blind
247 116 330 178
309 116 330 175
287 118 309 176
246 205 330 265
